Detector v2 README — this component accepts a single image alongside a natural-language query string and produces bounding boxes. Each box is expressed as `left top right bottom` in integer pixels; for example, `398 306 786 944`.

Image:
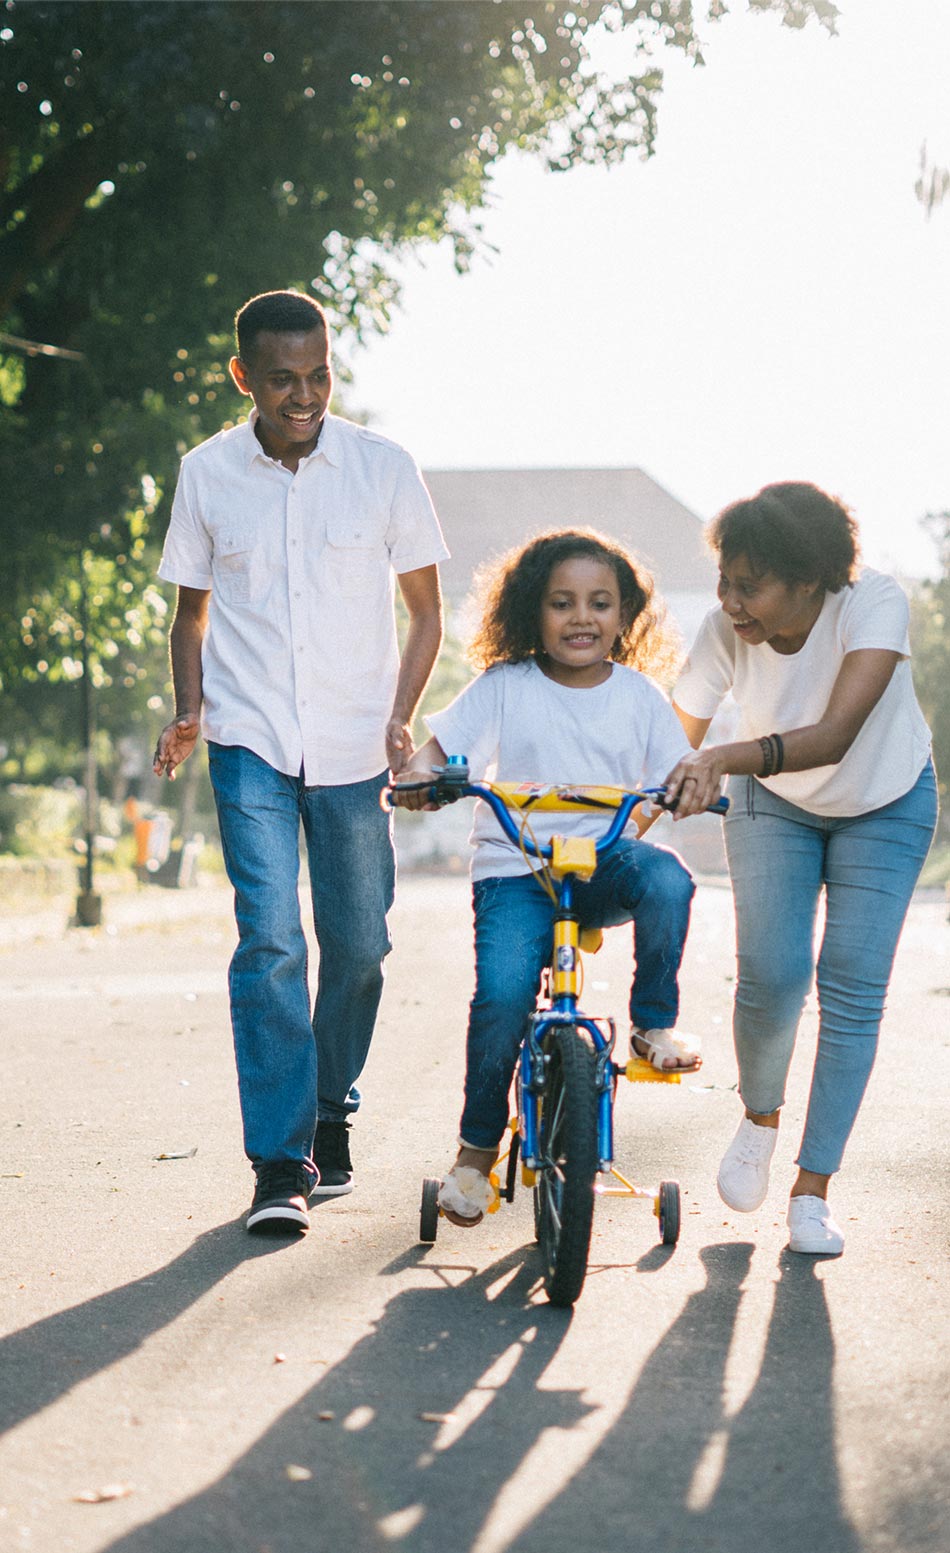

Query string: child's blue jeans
459 838 695 1149
724 762 937 1175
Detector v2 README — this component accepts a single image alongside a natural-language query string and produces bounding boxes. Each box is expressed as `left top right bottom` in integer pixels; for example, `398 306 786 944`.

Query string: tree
916 145 950 217
0 0 839 751
909 512 950 839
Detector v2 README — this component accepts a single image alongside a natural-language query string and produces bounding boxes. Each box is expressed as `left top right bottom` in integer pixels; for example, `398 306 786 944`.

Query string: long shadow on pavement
0 1217 279 1436
97 1247 586 1553
506 1243 864 1553
67 1238 895 1553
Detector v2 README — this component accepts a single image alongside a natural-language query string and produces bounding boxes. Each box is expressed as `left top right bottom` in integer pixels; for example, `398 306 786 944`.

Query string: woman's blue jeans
724 762 938 1176
208 743 395 1167
460 839 695 1149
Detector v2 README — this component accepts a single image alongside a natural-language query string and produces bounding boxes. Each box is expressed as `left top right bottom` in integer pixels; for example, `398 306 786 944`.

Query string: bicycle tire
657 1179 680 1246
533 1023 599 1307
419 1177 440 1243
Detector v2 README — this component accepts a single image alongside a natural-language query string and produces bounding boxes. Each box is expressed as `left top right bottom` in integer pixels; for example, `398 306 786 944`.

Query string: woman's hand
662 747 727 819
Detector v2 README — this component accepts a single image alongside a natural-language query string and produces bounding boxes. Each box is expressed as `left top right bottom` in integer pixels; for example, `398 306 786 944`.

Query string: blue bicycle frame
412 757 729 1175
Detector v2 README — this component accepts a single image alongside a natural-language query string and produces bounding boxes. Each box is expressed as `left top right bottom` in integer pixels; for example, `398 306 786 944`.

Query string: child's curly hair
466 528 682 683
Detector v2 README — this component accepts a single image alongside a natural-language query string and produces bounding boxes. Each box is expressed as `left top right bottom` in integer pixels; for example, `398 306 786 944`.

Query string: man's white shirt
158 410 448 784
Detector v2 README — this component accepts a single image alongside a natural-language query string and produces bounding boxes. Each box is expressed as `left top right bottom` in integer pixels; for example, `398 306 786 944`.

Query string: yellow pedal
578 927 604 954
521 1166 536 1187
625 1057 682 1085
487 1171 502 1213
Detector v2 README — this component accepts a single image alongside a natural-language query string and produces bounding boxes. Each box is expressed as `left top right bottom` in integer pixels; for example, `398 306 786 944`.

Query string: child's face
538 556 624 687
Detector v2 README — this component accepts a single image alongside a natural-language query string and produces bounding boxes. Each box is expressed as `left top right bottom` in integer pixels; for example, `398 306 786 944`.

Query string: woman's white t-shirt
425 659 691 880
673 568 931 817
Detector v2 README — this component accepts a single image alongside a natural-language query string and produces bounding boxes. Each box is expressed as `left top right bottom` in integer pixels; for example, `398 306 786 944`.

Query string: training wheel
419 1176 440 1243
656 1180 681 1246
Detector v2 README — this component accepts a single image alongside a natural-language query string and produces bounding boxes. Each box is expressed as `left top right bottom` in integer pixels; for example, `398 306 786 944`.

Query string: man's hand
385 718 414 776
153 713 200 780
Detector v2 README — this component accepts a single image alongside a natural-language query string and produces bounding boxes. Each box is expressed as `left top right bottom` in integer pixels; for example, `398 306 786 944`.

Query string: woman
664 482 937 1256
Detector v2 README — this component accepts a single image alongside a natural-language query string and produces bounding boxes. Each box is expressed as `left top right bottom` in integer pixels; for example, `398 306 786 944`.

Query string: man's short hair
235 290 328 362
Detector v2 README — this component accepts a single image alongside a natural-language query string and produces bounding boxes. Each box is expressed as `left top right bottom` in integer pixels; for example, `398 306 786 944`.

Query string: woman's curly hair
708 482 860 593
465 528 682 683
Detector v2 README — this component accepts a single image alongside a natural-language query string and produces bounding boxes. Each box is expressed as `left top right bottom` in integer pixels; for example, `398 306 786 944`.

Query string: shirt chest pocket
212 531 260 606
322 517 386 596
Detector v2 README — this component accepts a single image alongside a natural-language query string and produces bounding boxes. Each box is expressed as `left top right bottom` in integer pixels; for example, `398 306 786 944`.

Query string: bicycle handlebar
384 757 729 864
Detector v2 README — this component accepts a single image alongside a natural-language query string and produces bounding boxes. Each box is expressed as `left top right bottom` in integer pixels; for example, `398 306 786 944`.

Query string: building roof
422 466 717 605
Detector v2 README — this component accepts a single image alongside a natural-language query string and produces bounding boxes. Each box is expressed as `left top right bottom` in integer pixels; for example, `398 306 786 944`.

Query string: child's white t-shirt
673 567 931 817
425 659 692 881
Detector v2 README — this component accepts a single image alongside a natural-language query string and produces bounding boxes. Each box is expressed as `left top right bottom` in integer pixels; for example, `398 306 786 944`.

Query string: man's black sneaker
311 1121 354 1197
247 1162 311 1234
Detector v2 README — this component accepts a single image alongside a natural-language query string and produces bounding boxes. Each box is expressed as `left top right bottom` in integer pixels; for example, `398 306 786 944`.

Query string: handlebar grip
381 779 449 810
654 789 730 816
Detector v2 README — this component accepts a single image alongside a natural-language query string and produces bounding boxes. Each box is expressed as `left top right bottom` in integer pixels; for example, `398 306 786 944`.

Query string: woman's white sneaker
787 1195 845 1255
717 1117 778 1211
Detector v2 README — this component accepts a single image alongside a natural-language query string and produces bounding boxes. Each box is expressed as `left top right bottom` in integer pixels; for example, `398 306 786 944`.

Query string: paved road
0 877 947 1553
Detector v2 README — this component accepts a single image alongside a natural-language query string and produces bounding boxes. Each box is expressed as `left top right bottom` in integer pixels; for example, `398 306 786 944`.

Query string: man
153 289 447 1235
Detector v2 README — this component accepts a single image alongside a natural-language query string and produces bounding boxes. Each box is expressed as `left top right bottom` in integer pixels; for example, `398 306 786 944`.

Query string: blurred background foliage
5 0 945 860
909 513 950 848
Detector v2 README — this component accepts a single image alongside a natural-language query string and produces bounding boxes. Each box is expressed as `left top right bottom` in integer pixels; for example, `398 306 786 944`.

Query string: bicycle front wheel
533 1023 599 1308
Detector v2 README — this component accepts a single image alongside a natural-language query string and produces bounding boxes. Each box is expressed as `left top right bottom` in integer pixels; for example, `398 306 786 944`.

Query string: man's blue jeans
460 839 695 1149
208 743 395 1167
724 762 938 1175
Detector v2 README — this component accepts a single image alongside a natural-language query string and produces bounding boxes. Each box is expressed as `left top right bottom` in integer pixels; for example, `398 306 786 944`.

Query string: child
392 529 698 1226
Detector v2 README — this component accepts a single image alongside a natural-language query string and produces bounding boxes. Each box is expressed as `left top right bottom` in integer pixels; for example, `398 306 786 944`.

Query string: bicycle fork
518 909 617 1173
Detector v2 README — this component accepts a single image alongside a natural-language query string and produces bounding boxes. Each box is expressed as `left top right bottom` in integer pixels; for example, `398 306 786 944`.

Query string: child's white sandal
438 1166 496 1221
631 1026 702 1072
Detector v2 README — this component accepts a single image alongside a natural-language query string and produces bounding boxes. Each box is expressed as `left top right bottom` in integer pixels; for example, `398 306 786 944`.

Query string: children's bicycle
390 757 728 1308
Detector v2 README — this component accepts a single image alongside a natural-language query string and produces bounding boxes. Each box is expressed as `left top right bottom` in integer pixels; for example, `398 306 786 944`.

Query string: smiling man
153 290 448 1235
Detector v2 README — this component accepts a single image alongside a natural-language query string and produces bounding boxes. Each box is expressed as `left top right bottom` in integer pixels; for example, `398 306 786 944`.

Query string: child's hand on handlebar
662 749 726 819
389 770 440 811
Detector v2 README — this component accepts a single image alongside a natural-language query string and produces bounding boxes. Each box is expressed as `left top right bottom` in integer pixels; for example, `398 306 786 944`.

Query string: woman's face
717 553 823 653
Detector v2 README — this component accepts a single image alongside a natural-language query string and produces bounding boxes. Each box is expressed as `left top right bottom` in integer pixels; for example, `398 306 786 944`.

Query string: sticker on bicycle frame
556 946 575 972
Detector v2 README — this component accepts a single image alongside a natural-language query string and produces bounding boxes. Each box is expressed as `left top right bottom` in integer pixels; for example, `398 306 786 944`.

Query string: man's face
229 328 332 465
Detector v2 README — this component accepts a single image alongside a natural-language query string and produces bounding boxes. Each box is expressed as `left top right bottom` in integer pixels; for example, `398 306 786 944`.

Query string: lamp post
75 549 102 927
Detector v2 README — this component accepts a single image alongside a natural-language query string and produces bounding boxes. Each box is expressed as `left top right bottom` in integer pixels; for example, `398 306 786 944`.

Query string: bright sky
345 0 950 579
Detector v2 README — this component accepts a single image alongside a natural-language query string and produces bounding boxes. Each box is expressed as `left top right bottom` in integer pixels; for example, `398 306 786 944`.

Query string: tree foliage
916 144 950 218
909 513 950 838
0 0 839 771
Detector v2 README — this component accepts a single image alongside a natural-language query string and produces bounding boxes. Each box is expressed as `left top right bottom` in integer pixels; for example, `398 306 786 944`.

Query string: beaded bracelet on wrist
758 732 785 778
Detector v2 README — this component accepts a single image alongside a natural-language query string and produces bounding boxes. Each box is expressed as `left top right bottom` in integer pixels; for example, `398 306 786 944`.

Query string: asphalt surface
0 873 948 1553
